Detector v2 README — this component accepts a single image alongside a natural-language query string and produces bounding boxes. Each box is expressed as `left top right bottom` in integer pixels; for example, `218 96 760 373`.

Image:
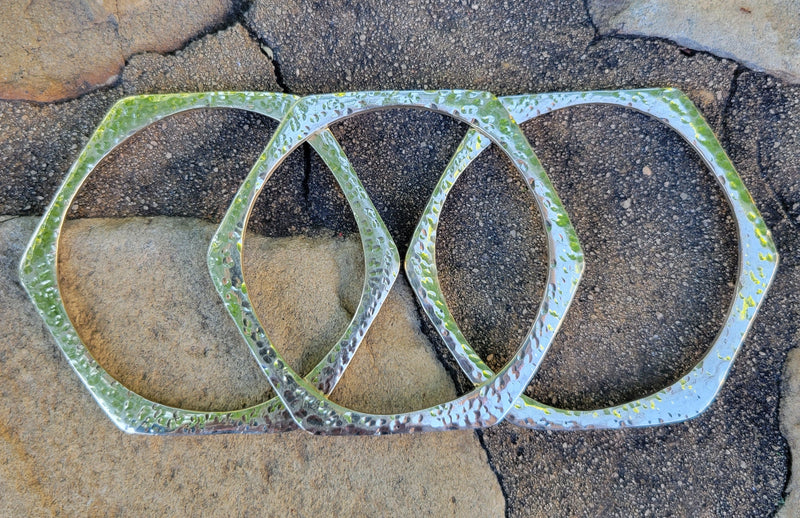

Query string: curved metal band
406 88 779 430
20 88 776 435
18 92 399 434
208 90 584 435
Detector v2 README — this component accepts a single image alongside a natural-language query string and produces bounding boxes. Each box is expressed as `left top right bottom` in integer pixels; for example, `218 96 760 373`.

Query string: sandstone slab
0 0 237 101
589 0 800 83
781 348 800 517
0 216 504 516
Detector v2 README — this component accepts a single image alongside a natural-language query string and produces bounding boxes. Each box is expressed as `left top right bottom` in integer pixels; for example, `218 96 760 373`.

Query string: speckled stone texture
1 0 799 516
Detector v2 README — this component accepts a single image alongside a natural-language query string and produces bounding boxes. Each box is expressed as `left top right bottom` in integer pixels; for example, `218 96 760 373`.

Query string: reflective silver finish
407 88 779 429
20 89 777 435
18 92 399 434
208 90 584 435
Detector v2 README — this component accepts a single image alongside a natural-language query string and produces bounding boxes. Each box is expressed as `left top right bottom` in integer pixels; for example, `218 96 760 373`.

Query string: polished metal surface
19 89 778 435
18 92 400 434
208 90 584 435
408 88 780 430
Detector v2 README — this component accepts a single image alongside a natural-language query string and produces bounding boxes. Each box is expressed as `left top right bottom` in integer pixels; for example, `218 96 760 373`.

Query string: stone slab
0 216 505 516
589 0 800 84
0 0 238 101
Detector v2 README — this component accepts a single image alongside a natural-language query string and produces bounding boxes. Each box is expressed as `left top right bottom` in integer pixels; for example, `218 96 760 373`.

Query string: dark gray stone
471 90 796 518
2 0 799 515
724 72 800 265
244 0 735 107
0 88 123 216
245 0 593 95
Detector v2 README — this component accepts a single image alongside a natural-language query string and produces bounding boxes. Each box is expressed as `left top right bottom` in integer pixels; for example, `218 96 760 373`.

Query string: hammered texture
19 92 398 434
21 89 776 436
208 90 584 435
406 89 779 430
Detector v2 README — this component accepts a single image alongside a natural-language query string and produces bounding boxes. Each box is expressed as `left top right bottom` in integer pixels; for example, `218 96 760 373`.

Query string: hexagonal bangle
19 92 399 434
208 90 584 435
407 88 779 429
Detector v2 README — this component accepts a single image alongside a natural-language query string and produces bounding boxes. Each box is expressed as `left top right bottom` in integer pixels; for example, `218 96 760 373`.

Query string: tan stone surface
58 217 273 410
0 216 504 516
589 0 800 83
0 0 236 102
780 347 800 517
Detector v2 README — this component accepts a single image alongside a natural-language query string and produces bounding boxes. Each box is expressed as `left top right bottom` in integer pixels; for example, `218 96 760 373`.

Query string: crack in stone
475 428 512 518
721 65 745 122
782 344 800 512
122 0 251 66
757 135 799 231
236 6 291 94
581 0 602 51
721 68 799 233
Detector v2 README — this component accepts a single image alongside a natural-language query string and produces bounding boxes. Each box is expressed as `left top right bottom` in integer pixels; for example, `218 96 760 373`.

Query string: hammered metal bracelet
407 89 779 430
19 89 778 435
19 92 400 434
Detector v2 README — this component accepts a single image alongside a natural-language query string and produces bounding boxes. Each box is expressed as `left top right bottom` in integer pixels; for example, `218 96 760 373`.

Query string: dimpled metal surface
208 90 584 435
407 88 779 429
20 88 777 436
18 92 399 434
